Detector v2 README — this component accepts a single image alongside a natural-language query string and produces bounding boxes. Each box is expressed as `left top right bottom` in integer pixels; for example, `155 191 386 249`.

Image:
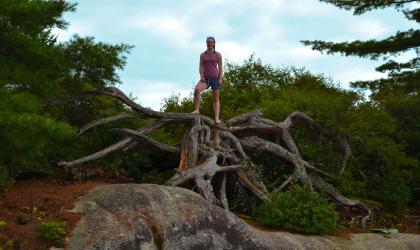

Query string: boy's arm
218 52 223 83
199 53 204 81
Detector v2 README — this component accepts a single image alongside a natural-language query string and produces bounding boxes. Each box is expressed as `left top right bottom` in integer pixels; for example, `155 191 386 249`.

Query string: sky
53 0 419 110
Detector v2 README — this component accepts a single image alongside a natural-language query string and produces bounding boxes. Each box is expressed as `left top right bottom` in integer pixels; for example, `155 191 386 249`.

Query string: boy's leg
192 81 207 114
212 89 220 123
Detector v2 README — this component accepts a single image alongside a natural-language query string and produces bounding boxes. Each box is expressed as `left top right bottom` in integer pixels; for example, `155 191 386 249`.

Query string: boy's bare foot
191 110 199 114
215 119 222 125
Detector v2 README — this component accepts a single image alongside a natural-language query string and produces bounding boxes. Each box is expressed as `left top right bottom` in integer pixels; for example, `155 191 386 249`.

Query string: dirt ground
0 178 118 249
0 178 419 249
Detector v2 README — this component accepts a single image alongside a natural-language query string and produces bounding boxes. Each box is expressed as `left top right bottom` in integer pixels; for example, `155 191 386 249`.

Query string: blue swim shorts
204 76 220 90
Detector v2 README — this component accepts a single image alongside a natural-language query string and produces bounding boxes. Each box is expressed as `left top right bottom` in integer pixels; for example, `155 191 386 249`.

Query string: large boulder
67 184 420 250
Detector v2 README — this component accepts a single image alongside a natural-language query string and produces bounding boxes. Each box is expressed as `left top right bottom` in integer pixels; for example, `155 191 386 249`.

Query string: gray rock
67 184 420 250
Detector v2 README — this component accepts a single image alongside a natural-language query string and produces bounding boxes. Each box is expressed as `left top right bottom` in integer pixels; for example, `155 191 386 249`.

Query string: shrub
39 221 66 240
0 90 75 178
256 185 338 234
0 165 14 192
0 220 7 227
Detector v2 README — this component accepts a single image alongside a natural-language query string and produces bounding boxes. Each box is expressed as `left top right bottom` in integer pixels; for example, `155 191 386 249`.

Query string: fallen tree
53 86 371 226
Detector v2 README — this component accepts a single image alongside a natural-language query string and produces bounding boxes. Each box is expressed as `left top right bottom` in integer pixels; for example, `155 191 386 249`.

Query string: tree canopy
302 0 419 92
301 0 420 162
0 0 133 182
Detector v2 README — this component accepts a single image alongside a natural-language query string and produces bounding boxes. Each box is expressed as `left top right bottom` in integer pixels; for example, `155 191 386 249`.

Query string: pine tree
302 0 419 92
0 0 133 184
301 0 420 159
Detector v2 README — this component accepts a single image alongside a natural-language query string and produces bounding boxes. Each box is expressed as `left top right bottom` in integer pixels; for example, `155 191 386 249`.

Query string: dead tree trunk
54 86 371 227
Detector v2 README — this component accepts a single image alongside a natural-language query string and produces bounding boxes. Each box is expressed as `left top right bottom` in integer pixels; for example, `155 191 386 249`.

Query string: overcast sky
53 0 419 110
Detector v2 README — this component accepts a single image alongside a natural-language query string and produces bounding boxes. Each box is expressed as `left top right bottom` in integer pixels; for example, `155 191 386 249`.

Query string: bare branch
78 113 140 135
166 155 219 186
240 136 312 186
230 110 353 176
240 136 299 164
195 178 217 204
227 109 262 125
217 164 245 172
219 173 229 209
58 137 133 168
338 136 352 176
309 173 371 227
50 87 217 125
58 119 171 167
219 131 247 159
236 170 268 201
113 128 180 154
274 176 294 192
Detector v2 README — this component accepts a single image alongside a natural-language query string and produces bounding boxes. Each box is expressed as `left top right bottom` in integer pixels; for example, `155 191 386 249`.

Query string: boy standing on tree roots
191 36 223 125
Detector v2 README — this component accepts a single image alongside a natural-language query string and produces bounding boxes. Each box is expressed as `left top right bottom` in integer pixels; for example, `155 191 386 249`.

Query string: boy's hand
218 78 223 86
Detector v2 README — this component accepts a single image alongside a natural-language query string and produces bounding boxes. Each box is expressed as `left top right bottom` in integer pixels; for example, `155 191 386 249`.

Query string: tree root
53 86 371 227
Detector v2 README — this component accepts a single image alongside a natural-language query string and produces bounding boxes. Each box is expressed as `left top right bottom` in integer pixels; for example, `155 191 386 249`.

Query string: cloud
218 41 253 63
290 46 324 59
249 0 286 13
119 79 192 110
120 0 331 65
237 0 335 16
58 0 413 99
350 19 390 38
334 67 387 88
282 0 337 16
393 50 417 63
127 15 193 47
51 20 96 42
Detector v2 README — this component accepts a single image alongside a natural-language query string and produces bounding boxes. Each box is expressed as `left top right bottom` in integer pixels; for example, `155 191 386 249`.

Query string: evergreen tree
302 0 420 204
302 0 419 92
0 0 133 185
301 0 420 160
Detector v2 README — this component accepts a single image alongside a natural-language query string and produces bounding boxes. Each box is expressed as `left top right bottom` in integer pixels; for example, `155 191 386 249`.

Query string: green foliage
256 185 338 234
6 240 14 248
301 29 419 60
62 35 133 89
0 0 72 98
0 165 14 192
0 89 75 175
412 165 420 207
163 55 418 211
111 150 152 180
319 0 415 15
303 0 420 164
0 0 135 184
337 170 366 197
70 167 98 181
39 221 66 240
0 220 7 227
367 173 411 211
109 149 175 184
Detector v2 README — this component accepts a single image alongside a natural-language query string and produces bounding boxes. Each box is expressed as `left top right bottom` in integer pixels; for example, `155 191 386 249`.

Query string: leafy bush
0 165 14 192
256 185 338 234
0 90 75 177
366 173 411 211
39 221 66 240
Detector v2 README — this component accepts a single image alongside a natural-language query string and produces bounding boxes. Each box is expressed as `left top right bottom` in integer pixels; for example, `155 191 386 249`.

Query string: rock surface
67 184 420 250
